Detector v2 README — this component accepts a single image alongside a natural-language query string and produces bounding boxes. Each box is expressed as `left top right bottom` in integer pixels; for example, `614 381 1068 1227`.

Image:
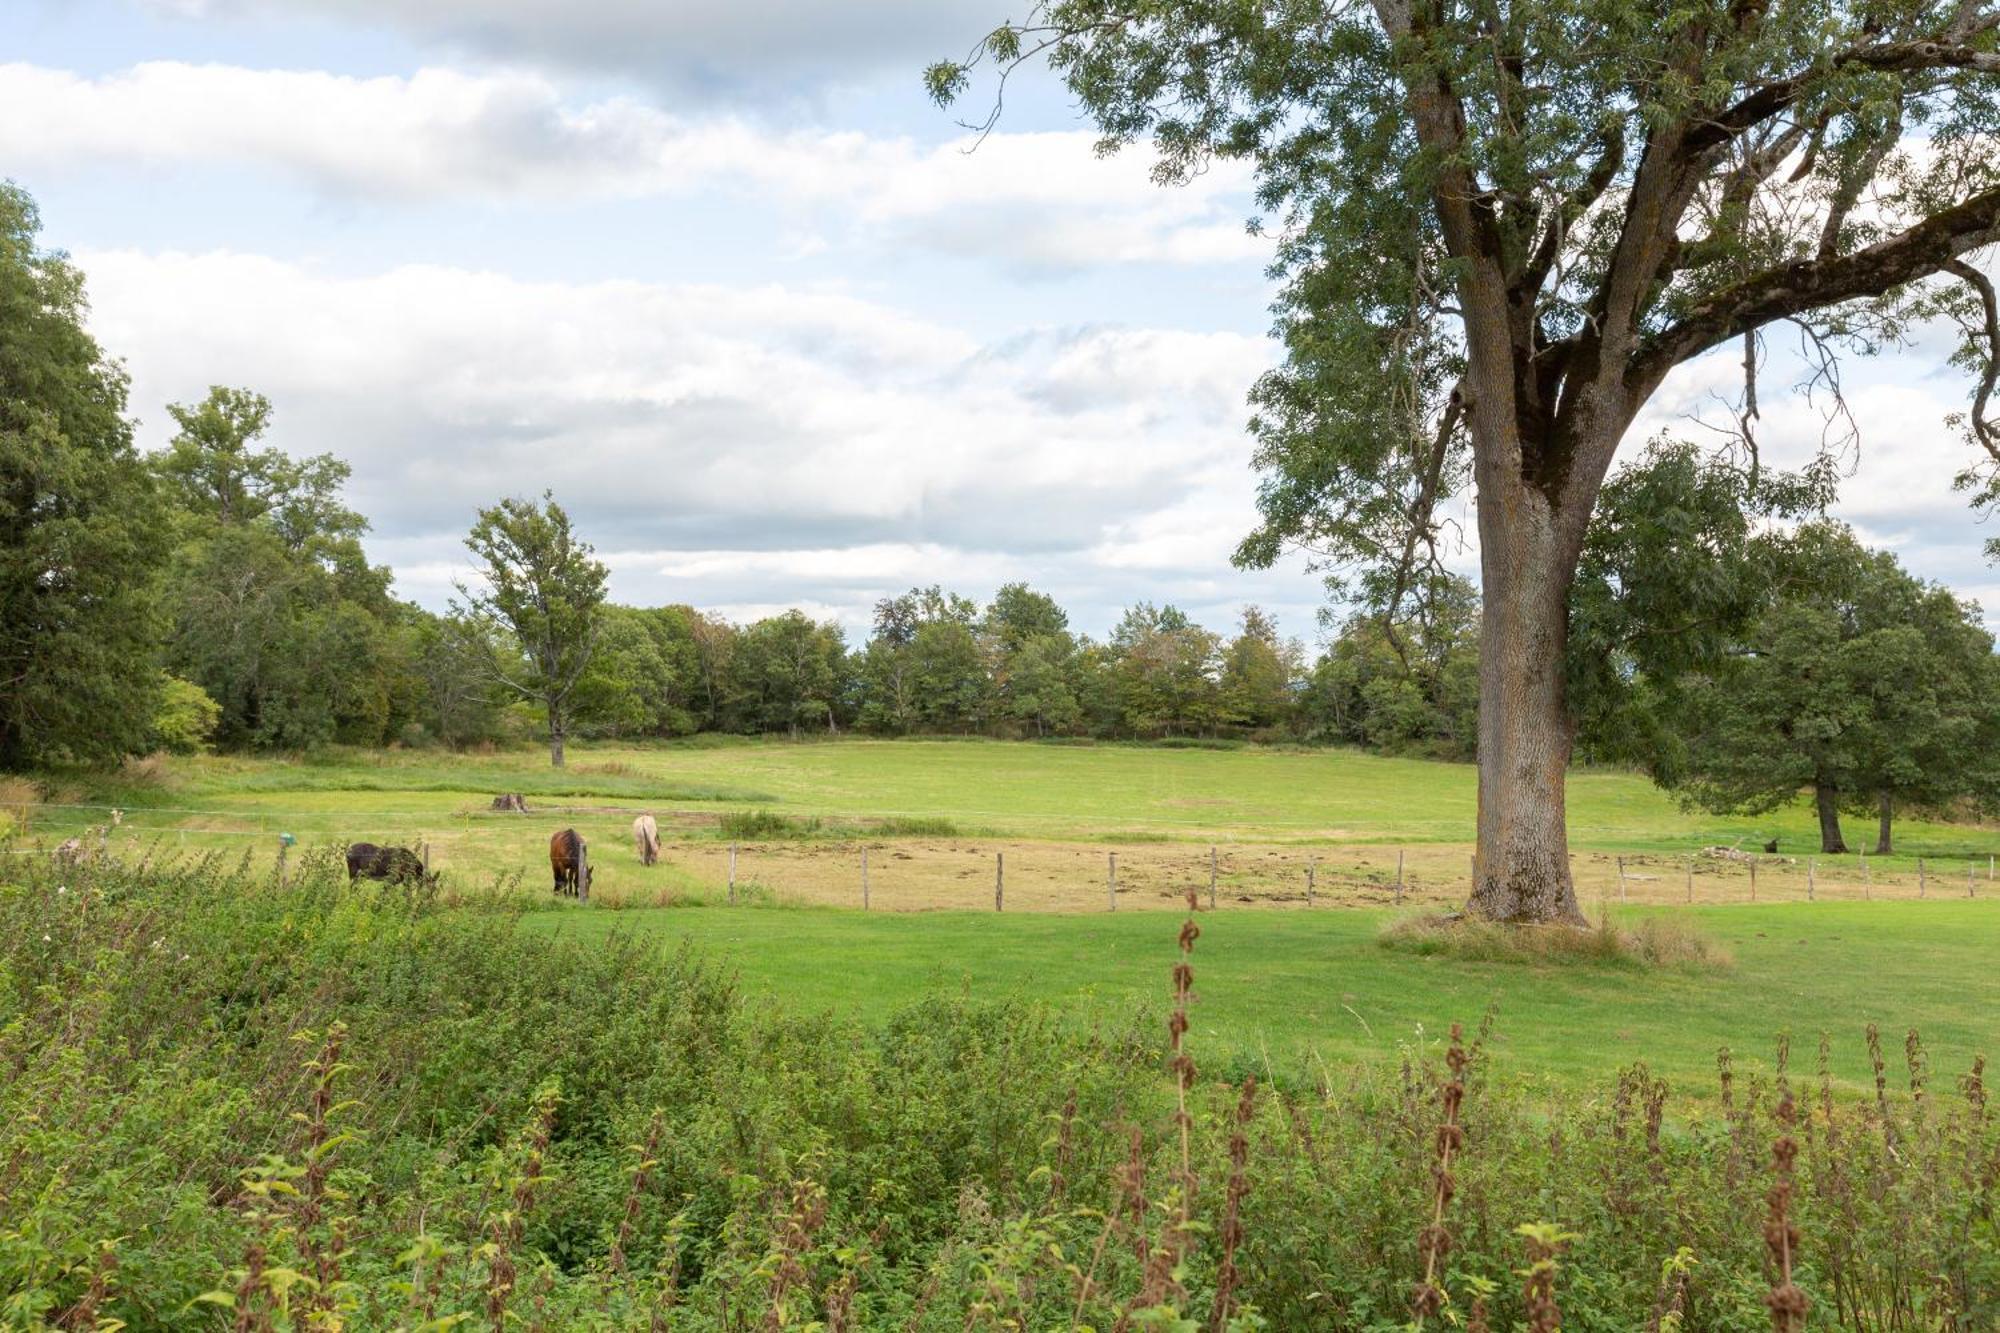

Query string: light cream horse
632 813 661 866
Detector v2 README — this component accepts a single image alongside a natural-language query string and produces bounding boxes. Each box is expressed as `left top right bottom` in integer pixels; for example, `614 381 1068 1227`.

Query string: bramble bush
1 856 1994 1329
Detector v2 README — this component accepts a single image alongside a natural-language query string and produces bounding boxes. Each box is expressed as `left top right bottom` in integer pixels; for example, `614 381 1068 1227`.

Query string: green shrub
148 673 221 755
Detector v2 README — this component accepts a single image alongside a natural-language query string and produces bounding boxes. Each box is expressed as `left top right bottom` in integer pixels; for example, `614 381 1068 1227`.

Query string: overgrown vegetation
716 809 963 841
4 860 1995 1328
1379 911 1733 969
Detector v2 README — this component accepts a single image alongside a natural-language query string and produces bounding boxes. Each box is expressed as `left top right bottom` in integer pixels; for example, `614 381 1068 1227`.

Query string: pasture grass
27 736 1997 858
522 898 2000 1095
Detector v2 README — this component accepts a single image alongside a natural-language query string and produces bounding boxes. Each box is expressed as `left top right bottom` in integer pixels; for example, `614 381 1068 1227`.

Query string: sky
7 0 2000 642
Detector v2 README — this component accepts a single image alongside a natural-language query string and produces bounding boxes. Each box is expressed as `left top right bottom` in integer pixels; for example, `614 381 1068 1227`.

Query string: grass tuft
1378 911 1731 969
718 809 820 840
716 809 962 840
872 815 960 837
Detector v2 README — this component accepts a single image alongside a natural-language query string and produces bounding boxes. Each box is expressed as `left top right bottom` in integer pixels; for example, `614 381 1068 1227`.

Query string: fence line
7 802 1995 912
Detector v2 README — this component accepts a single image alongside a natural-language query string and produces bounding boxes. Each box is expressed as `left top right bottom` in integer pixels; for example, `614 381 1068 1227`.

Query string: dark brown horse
549 828 591 897
346 842 434 887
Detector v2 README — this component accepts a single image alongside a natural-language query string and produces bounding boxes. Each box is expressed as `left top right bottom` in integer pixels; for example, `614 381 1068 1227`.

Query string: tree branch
1689 38 2000 160
1945 257 2000 456
1632 185 2000 394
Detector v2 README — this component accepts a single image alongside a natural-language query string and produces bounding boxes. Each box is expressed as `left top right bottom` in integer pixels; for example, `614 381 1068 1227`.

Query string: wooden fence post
1307 859 1316 908
1861 847 1870 899
422 841 431 879
1107 852 1117 911
995 851 1004 912
1209 845 1218 910
1395 849 1405 905
1686 855 1694 904
1807 857 1815 901
1749 858 1757 901
1969 861 1977 899
1919 857 1926 898
728 843 737 906
862 844 870 910
1616 856 1627 903
577 837 589 905
276 835 289 887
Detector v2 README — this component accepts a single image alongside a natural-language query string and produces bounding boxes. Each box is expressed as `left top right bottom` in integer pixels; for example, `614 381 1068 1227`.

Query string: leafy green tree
686 609 741 729
409 612 507 749
910 619 991 731
156 387 367 551
581 604 705 739
156 391 406 751
1300 582 1479 756
1571 439 1834 775
1669 524 2000 852
458 493 608 767
0 182 171 768
731 611 849 736
936 0 2000 922
983 582 1070 654
1111 603 1223 736
860 587 987 733
1070 638 1124 735
1219 607 1298 734
1003 632 1083 736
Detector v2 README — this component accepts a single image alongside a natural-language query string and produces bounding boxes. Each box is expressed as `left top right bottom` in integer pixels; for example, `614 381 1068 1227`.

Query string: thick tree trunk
1466 485 1589 926
1875 791 1893 855
1814 783 1848 854
549 725 565 769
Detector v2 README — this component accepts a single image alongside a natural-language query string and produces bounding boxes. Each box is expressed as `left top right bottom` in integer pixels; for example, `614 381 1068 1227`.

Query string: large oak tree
933 0 2000 922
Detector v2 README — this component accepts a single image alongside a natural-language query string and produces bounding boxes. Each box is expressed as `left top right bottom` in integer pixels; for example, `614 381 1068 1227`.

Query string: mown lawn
523 897 2000 1095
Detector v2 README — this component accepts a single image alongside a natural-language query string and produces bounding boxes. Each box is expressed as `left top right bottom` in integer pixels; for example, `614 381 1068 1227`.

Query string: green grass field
37 735 1998 855
525 898 2000 1094
19 739 1999 1095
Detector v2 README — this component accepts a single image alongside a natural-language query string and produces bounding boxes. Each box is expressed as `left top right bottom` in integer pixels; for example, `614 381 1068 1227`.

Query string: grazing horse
632 813 660 866
346 842 433 886
550 828 591 897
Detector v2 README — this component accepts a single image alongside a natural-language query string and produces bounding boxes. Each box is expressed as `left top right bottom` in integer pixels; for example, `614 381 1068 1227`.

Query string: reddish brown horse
549 828 591 897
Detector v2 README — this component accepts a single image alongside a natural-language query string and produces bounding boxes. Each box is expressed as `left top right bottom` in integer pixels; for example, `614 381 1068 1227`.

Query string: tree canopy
458 494 609 767
1667 523 2000 852
0 182 170 767
932 0 2000 921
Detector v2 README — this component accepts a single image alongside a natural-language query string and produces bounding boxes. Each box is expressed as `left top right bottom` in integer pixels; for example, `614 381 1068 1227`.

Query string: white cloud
140 0 1005 95
79 246 1297 632
0 60 1261 271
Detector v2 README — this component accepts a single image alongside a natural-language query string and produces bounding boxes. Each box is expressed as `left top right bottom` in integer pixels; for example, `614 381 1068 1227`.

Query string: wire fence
6 800 1994 913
